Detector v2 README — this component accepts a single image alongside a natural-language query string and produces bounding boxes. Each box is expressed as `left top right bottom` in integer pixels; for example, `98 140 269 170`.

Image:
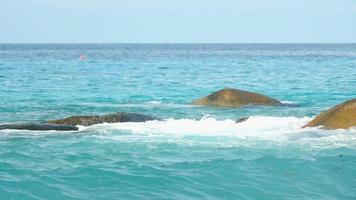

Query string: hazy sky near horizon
0 0 355 43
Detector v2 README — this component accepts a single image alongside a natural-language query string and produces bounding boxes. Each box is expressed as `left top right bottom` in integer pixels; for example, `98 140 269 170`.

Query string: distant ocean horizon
2 43 356 46
0 43 355 199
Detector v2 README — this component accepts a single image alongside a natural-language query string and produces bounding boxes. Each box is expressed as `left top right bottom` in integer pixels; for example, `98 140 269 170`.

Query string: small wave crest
147 101 162 104
281 100 296 105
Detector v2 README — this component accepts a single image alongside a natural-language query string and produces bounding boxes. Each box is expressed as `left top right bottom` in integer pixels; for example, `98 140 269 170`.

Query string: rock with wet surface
236 117 249 123
303 99 356 129
192 88 281 107
0 123 78 131
47 112 158 126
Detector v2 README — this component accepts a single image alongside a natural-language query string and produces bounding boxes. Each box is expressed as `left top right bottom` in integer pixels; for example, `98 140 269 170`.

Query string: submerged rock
0 123 78 131
236 117 249 123
192 88 281 107
303 99 356 129
47 112 158 126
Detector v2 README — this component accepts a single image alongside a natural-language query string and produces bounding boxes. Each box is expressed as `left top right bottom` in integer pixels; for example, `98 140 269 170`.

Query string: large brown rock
192 88 281 107
48 112 158 126
303 99 356 129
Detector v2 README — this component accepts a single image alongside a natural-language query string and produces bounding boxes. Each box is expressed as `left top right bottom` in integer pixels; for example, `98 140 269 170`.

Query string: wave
77 116 356 151
80 116 310 137
1 116 355 150
79 115 355 138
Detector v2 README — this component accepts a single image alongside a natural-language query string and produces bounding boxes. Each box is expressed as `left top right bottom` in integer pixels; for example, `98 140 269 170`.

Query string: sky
0 0 355 43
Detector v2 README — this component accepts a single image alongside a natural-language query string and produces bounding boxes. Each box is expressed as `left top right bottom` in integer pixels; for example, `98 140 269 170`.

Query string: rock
192 88 281 107
236 117 249 123
303 99 356 129
0 123 78 131
48 112 158 126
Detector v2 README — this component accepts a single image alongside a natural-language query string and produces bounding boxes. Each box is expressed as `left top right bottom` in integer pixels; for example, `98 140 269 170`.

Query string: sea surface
0 44 355 199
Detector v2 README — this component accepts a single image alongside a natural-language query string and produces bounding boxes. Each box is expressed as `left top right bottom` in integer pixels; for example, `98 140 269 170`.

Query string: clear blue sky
0 0 355 43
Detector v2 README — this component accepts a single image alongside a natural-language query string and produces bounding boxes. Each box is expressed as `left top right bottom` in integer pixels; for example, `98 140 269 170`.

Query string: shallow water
0 44 356 199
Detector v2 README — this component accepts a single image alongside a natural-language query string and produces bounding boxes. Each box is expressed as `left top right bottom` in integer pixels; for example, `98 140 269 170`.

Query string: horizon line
0 42 356 45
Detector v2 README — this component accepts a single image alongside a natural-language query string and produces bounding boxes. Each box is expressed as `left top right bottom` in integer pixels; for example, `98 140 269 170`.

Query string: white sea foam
80 116 312 138
79 116 356 145
2 116 356 149
79 116 356 150
147 101 162 104
281 100 297 105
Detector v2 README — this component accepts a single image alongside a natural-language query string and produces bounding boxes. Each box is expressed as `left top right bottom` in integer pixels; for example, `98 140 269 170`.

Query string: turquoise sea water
0 44 355 199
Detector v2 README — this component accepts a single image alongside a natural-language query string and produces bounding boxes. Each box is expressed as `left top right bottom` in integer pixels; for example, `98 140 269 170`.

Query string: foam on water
147 101 162 104
281 100 297 105
75 116 356 148
80 116 310 137
2 116 355 151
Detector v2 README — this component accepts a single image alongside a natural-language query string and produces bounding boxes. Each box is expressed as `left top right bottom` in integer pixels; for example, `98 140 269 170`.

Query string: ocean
0 44 355 199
